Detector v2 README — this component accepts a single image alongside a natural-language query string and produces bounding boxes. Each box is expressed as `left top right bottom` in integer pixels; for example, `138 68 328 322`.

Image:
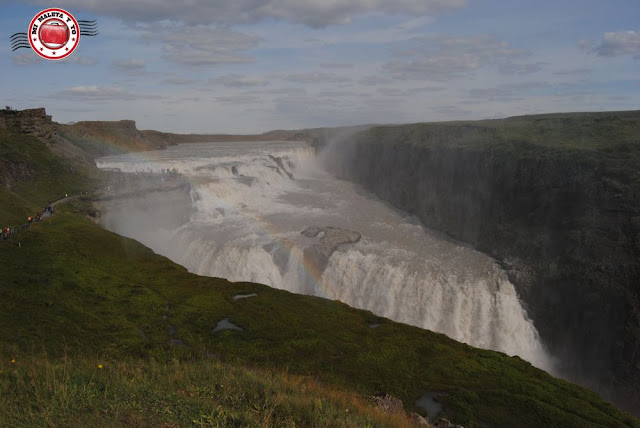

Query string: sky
1 0 639 133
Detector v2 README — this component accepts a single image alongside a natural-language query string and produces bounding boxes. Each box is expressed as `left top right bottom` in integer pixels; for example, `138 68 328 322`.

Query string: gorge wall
321 111 640 413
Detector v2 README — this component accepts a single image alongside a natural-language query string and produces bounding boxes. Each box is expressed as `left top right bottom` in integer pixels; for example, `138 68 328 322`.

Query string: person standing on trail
28 216 32 225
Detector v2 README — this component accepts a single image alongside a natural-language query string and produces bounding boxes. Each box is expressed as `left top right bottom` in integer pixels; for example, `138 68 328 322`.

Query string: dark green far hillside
0 123 638 427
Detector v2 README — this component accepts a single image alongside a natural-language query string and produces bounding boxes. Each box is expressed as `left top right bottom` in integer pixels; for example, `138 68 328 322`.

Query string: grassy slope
0 126 638 427
0 127 95 225
0 355 416 428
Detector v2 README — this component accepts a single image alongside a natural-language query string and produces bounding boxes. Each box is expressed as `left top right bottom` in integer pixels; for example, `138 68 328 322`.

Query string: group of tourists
1 226 14 240
27 214 41 225
0 204 55 241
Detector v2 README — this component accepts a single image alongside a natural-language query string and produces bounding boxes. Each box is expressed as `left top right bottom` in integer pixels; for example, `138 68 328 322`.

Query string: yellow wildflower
97 364 103 369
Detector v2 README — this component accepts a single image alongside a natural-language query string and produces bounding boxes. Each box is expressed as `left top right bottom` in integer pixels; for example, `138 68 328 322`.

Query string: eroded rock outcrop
0 107 55 138
372 392 404 414
371 393 463 428
268 154 294 179
301 226 361 274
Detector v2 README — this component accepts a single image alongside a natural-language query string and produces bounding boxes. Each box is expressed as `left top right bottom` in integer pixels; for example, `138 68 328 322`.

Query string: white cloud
578 39 595 51
467 88 521 102
11 52 47 66
383 34 527 80
214 94 261 104
316 90 362 99
211 74 269 88
377 86 444 97
318 62 355 69
54 85 162 101
285 72 351 84
162 77 199 85
592 30 640 58
467 82 553 102
498 62 545 75
11 52 98 66
377 87 410 97
68 55 100 65
25 0 466 27
359 75 394 86
553 68 592 76
393 16 435 31
60 86 126 99
114 58 146 72
267 87 307 95
156 25 261 66
431 105 472 117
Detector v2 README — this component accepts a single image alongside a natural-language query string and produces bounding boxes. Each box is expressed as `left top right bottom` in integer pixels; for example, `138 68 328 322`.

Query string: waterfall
97 140 555 372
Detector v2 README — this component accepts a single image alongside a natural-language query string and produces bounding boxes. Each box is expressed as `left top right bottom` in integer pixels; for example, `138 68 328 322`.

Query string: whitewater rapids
96 141 554 371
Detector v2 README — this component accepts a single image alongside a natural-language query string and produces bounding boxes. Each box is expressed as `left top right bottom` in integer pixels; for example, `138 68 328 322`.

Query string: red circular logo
28 8 80 60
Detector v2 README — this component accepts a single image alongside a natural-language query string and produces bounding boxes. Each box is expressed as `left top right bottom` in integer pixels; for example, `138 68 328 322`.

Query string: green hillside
0 127 95 225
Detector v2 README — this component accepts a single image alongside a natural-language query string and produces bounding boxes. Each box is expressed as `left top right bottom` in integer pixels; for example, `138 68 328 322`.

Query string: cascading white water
97 141 554 371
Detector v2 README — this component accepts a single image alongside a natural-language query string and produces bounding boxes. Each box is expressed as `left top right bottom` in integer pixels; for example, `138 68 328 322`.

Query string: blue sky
1 0 639 133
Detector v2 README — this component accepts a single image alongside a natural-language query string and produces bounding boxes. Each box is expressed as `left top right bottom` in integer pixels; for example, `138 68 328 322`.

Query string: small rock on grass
372 392 404 414
410 412 430 426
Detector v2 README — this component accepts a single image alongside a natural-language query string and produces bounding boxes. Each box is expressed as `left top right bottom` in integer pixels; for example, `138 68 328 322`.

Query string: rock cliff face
0 108 55 138
58 120 175 156
321 112 640 413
